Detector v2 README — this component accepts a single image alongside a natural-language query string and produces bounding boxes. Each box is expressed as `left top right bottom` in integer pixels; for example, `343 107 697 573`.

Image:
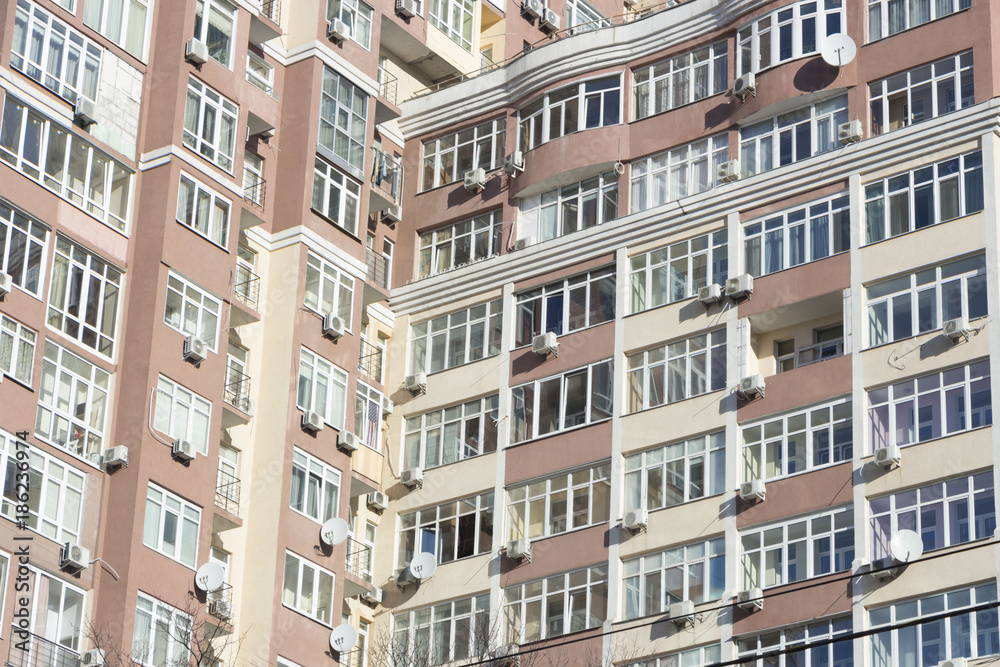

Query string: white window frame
0 313 37 385
565 0 606 30
297 347 349 429
633 42 727 120
428 0 474 51
311 157 362 237
403 395 499 470
164 271 222 351
518 75 623 151
194 0 237 68
514 266 616 346
740 95 847 177
246 52 274 94
318 66 368 176
518 170 619 245
738 617 853 667
36 340 109 459
290 447 342 524
626 330 727 412
282 551 336 626
392 595 490 665
629 230 728 313
153 375 212 455
624 432 726 513
30 570 85 651
143 483 200 568
183 77 238 172
630 134 728 212
870 52 973 136
510 359 614 444
83 0 150 60
354 381 383 451
132 593 192 667
0 200 48 297
737 0 844 75
417 210 503 278
744 192 850 278
304 252 355 330
867 0 970 42
506 462 610 541
631 645 723 667
503 565 608 643
398 492 494 566
421 119 506 191
623 537 725 619
409 299 503 375
176 173 230 248
328 0 373 49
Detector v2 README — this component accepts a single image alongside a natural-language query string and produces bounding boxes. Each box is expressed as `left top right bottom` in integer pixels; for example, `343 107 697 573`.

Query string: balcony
375 71 401 124
364 249 390 303
214 469 242 532
261 0 280 22
5 627 78 667
230 259 261 327
369 147 402 216
244 171 265 209
248 0 281 46
206 583 235 627
344 536 373 598
222 364 252 427
358 340 383 381
796 337 845 367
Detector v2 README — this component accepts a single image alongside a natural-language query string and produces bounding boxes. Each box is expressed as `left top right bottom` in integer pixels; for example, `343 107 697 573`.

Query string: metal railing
358 340 384 381
365 249 389 290
216 469 241 515
345 536 372 583
370 147 402 206
797 338 845 367
261 0 280 22
234 263 260 311
243 172 266 208
378 70 398 107
224 366 251 412
5 627 79 667
207 584 234 622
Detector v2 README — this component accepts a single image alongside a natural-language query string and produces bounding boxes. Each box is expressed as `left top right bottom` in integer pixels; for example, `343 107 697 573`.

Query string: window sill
637 491 727 515
143 544 197 572
309 207 362 243
863 314 987 352
417 168 502 195
420 352 502 378
177 219 230 252
281 602 334 629
507 417 612 448
745 457 853 488
510 520 610 546
865 6 972 46
861 210 982 249
624 388 728 417
630 90 728 124
868 423 992 458
416 449 496 474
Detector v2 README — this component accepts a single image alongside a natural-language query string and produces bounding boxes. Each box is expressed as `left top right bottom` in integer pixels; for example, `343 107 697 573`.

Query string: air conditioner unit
738 374 765 400
60 542 89 572
380 397 394 416
491 644 521 667
873 444 901 468
237 395 254 416
302 411 325 433
405 372 427 396
522 0 543 18
395 0 417 17
732 72 756 100
103 445 129 470
869 555 899 580
367 491 389 512
504 150 525 175
74 98 97 127
943 316 971 343
208 599 233 621
622 508 648 535
337 431 360 453
394 567 417 588
514 237 536 251
172 438 195 462
0 271 11 296
383 204 402 223
322 314 346 340
669 600 695 627
531 331 559 357
401 467 424 489
463 168 487 192
838 120 863 144
740 479 766 502
183 335 208 364
540 8 560 29
736 587 763 611
718 159 741 183
506 538 531 562
80 649 106 667
698 283 723 305
185 38 208 65
938 658 968 667
327 18 350 40
726 273 753 300
361 586 383 605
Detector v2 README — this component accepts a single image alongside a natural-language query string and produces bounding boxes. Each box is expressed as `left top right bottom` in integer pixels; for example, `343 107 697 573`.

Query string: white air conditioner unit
732 72 756 100
938 658 968 667
540 8 560 29
669 600 695 627
873 444 901 468
405 372 427 396
869 555 899 580
740 479 766 502
185 38 208 65
522 0 543 18
383 204 402 223
361 586 383 605
463 168 487 192
718 159 741 183
506 538 531 562
327 18 350 40
395 0 417 17
736 587 763 611
394 567 417 588
738 374 765 400
531 331 559 357
237 395 254 416
381 396 394 415
0 271 11 296
698 283 722 305
80 649 106 667
60 542 89 572
322 314 346 340
367 491 389 512
726 273 753 300
183 335 208 364
208 599 233 621
337 431 360 453
74 98 97 127
491 644 521 667
514 236 536 251
103 445 129 470
943 316 971 343
622 508 648 535
401 467 424 489
504 150 525 175
838 119 863 144
302 411 325 433
172 438 195 462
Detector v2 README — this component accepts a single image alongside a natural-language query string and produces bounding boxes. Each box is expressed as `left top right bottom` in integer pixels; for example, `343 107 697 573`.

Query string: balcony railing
797 338 845 367
345 536 372 583
216 469 241 515
365 249 389 290
6 627 79 667
243 172 266 208
358 340 384 381
378 70 398 107
261 0 280 22
234 263 260 311
370 148 402 206
207 584 234 622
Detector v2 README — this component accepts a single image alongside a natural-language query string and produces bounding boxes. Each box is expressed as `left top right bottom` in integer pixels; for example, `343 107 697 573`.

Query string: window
870 583 999 667
742 398 853 483
870 52 973 136
410 300 502 375
421 119 506 191
31 571 85 652
739 618 852 667
36 341 109 458
1 430 85 543
740 95 847 177
328 0 373 48
392 595 490 666
164 271 222 350
143 483 200 568
624 432 725 512
176 173 230 247
633 42 727 119
737 0 844 75
48 237 122 359
503 565 608 643
566 0 606 29
0 96 133 231
0 201 47 297
626 645 722 667
623 538 724 619
183 77 238 172
626 330 726 412
403 396 499 470
154 376 212 455
217 444 239 511
311 157 361 236
429 0 474 51
866 254 987 346
290 447 342 524
506 462 610 541
12 0 102 104
519 171 619 244
744 193 850 277
354 382 383 451
297 347 349 430
282 551 336 625
629 230 727 313
246 52 274 94
417 211 503 278
519 76 622 151
871 472 995 561
740 507 853 589
869 360 991 451
868 0 970 41
864 151 983 244
515 267 615 346
0 314 36 385
511 359 614 443
304 253 355 329
83 0 149 59
398 492 493 566
194 0 237 68
318 67 367 175
630 135 728 212
132 594 192 667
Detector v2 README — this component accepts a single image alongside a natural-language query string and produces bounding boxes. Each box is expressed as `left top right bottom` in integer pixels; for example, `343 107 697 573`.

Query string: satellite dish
409 552 438 580
329 624 359 653
889 529 924 563
194 562 225 592
821 33 857 67
320 517 349 546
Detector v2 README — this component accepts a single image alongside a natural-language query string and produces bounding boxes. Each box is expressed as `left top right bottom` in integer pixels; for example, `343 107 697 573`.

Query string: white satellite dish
329 624 359 653
320 517 349 546
194 562 226 592
409 552 438 580
820 33 856 67
889 529 924 563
